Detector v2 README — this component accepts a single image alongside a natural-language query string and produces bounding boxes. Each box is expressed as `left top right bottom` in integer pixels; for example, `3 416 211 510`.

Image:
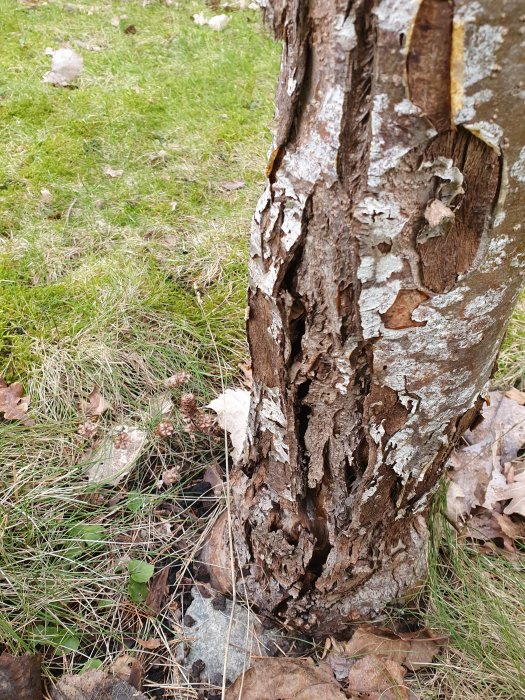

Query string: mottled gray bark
205 0 525 637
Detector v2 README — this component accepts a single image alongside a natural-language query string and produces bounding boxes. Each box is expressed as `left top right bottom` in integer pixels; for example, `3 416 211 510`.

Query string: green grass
0 0 279 686
1 0 525 696
413 506 525 700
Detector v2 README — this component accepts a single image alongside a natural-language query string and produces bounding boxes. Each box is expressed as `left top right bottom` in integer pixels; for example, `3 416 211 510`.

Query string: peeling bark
206 0 525 637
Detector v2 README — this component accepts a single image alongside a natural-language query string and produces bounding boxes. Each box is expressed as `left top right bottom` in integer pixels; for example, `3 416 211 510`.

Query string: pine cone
113 431 130 450
77 420 98 439
165 371 192 389
179 392 197 417
194 412 222 437
155 420 174 438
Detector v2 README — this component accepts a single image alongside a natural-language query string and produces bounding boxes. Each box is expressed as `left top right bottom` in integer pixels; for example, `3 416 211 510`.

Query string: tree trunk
206 0 525 637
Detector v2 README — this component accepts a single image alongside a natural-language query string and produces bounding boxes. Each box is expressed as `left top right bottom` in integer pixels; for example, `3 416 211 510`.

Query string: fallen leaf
103 166 123 178
43 48 83 87
496 469 525 516
324 654 354 681
465 507 515 549
161 467 180 486
493 511 525 540
193 12 208 25
40 188 53 204
52 669 146 699
470 391 525 463
337 625 444 671
87 426 147 485
0 652 43 700
221 180 245 191
0 380 34 426
505 387 525 405
84 387 112 417
111 655 138 683
208 14 230 30
207 388 250 462
447 391 525 523
225 658 346 699
347 655 408 700
149 392 172 418
137 638 161 650
145 566 170 615
203 462 224 496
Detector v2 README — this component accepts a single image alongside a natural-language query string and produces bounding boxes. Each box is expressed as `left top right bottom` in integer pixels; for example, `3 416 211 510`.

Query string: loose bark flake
206 0 525 637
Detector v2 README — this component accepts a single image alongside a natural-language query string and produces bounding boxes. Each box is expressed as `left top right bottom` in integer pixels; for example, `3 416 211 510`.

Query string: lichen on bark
205 0 525 637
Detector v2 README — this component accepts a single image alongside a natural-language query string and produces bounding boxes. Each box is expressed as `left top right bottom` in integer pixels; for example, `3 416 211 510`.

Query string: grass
0 0 524 697
0 0 279 692
413 506 525 699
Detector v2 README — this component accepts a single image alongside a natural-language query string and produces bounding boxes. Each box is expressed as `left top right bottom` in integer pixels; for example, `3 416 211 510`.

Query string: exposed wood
205 0 525 637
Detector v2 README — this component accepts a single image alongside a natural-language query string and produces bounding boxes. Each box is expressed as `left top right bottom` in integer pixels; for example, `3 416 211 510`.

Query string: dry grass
1 0 525 698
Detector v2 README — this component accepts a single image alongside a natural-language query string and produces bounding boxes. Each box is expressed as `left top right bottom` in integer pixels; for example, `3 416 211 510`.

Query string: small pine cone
155 420 174 438
77 420 98 439
165 371 191 389
180 393 197 418
113 431 130 450
193 412 222 437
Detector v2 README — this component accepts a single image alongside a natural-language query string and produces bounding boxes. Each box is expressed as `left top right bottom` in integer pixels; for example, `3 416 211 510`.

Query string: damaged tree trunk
205 0 525 637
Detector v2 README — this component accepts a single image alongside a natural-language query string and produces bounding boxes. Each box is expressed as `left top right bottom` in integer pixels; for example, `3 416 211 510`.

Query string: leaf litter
446 390 525 548
43 48 83 87
0 378 34 425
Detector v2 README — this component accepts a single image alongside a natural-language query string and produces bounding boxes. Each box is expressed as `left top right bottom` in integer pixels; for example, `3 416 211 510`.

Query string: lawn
0 1 523 698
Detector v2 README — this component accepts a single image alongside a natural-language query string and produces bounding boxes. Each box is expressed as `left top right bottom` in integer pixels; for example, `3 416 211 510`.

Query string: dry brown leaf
505 387 525 405
0 652 43 700
85 388 112 417
52 669 146 700
111 654 143 689
338 625 444 671
465 508 516 550
225 658 346 700
145 566 170 615
137 638 161 650
0 380 34 426
347 655 409 700
324 653 355 681
447 390 525 523
469 391 525 463
203 462 224 496
496 470 525 517
493 511 525 540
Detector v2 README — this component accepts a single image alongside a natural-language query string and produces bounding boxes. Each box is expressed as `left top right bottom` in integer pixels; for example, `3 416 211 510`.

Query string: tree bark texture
208 0 525 637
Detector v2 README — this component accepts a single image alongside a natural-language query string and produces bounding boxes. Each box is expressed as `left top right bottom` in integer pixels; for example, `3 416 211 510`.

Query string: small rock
183 587 283 686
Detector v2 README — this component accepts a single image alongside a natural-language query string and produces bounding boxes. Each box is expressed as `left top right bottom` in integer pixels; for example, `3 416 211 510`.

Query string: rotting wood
204 0 525 637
